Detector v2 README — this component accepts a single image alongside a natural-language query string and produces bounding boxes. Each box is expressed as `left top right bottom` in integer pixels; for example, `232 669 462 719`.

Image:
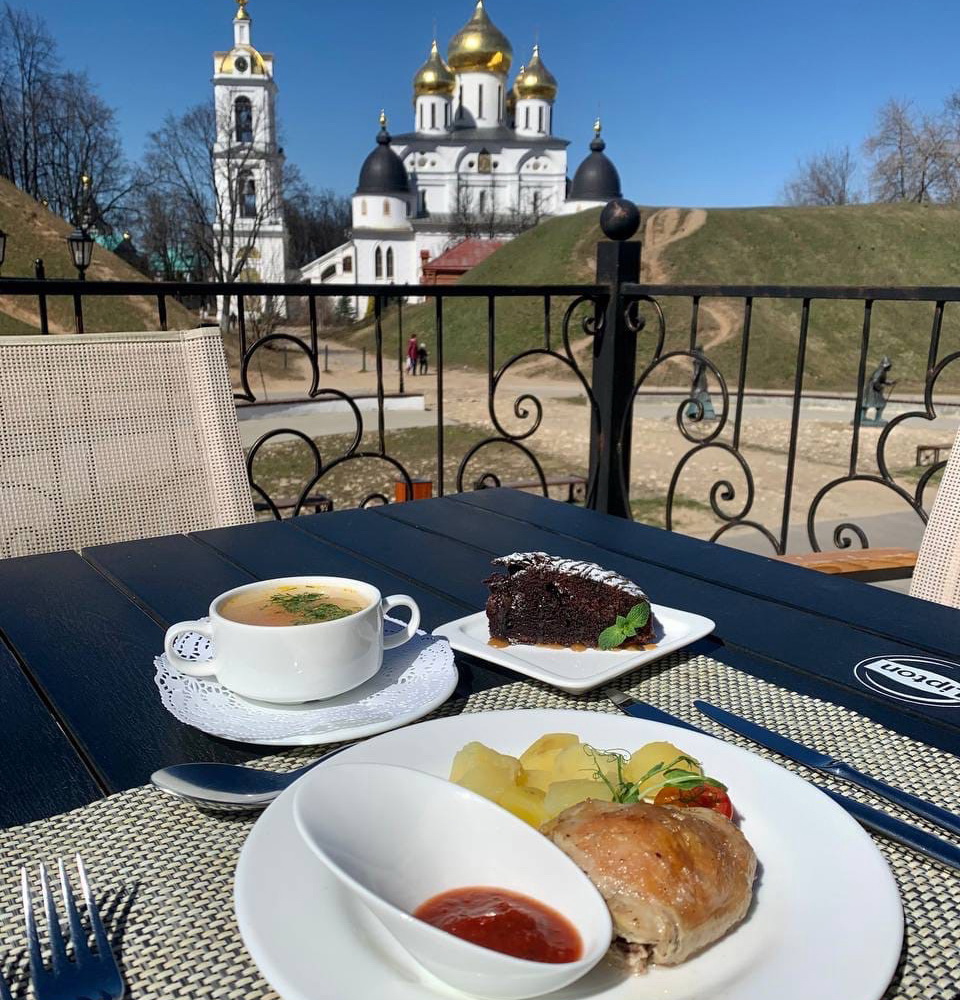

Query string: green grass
0 177 194 335
247 421 702 529
344 202 960 393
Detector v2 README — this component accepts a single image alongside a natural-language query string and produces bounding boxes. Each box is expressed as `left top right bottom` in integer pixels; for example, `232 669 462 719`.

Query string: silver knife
695 700 960 841
604 688 960 872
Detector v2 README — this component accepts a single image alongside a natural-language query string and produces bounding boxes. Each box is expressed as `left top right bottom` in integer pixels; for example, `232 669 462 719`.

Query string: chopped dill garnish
267 590 353 624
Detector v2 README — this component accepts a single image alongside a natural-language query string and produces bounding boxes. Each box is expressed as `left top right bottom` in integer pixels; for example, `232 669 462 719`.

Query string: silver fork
22 855 125 1000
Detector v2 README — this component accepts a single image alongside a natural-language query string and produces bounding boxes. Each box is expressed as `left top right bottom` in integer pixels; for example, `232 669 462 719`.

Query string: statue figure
860 356 897 426
685 344 717 421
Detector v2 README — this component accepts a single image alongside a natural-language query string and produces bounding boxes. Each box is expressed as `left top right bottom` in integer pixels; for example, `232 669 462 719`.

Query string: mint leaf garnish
597 603 650 650
598 625 626 650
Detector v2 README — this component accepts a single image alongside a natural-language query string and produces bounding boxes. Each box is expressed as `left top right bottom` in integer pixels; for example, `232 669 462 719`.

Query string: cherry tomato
654 784 734 819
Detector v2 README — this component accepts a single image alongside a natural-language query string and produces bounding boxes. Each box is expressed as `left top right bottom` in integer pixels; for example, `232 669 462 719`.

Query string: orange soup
219 584 369 627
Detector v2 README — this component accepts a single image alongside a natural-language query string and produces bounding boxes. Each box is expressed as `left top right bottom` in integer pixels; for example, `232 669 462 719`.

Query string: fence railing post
34 258 50 335
588 199 642 519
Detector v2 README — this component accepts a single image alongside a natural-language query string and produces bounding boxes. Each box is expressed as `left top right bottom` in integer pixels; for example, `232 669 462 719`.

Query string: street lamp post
66 174 95 332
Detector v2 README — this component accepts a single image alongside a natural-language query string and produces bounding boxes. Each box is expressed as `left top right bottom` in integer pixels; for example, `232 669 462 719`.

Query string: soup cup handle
164 621 219 677
381 596 421 649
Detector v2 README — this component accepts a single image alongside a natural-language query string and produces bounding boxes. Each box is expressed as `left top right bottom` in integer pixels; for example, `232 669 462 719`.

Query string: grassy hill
352 202 960 392
0 177 194 335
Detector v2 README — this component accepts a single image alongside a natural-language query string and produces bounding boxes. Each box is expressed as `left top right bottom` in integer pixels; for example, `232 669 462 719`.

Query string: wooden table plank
453 489 960 659
0 551 266 798
0 638 101 826
84 533 257 626
371 496 960 755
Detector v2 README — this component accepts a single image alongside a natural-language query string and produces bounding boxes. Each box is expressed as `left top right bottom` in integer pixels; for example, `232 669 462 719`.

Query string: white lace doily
154 619 458 745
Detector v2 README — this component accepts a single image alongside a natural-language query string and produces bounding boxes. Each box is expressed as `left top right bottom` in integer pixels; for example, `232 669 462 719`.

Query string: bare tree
141 102 280 327
782 146 860 206
284 163 350 269
0 6 134 228
864 99 946 203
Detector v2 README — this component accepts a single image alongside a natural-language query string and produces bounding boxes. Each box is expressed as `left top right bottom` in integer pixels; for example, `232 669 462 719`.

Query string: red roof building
420 239 505 285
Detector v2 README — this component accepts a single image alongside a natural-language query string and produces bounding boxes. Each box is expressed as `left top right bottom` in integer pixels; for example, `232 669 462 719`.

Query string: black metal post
588 199 642 519
35 259 49 335
397 299 405 395
324 344 330 373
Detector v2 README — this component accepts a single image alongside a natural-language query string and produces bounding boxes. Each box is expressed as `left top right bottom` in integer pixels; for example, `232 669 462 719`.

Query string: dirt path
642 208 742 358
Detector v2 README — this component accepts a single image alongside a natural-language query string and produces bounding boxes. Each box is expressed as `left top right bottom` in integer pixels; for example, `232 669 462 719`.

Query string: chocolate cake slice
484 552 656 648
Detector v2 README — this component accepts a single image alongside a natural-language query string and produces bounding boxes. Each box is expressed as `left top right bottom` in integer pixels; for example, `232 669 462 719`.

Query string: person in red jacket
406 334 419 375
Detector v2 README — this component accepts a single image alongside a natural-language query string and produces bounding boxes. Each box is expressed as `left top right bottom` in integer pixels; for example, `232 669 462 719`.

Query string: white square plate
432 604 716 693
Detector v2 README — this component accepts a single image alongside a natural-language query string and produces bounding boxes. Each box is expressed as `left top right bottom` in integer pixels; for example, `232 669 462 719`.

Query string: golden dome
447 1 513 75
235 0 249 20
413 39 455 97
217 43 267 75
514 44 558 101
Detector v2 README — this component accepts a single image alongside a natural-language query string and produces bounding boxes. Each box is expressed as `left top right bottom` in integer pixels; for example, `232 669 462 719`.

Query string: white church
213 0 623 318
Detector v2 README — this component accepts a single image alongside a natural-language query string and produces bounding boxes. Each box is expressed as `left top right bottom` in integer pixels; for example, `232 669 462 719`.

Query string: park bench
776 547 918 582
916 442 953 466
475 474 587 504
253 494 334 517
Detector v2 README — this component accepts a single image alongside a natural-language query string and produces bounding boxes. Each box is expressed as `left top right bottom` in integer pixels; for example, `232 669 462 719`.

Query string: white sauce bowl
292 762 612 999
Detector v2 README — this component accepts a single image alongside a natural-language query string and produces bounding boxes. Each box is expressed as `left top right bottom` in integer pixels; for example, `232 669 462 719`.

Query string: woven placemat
0 649 957 1000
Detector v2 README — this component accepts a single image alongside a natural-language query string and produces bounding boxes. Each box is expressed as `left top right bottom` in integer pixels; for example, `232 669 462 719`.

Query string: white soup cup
163 576 420 704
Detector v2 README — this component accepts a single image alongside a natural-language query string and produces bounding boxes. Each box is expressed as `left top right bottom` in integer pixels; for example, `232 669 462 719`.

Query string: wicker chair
911 430 960 608
0 329 255 558
778 429 960 609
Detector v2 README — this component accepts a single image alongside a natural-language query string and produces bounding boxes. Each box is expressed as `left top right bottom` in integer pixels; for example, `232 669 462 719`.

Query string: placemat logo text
854 655 960 707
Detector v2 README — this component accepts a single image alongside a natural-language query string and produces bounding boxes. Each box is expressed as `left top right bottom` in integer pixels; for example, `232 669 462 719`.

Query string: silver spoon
150 742 356 813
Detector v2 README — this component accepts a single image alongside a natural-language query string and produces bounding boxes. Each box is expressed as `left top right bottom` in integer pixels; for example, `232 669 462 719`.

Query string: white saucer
154 627 458 746
432 604 715 693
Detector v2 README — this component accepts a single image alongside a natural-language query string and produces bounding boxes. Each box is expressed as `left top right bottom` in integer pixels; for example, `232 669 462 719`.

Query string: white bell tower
212 0 288 319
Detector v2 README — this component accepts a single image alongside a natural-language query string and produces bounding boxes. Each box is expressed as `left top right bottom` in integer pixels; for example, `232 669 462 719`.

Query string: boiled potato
496 785 548 828
519 733 580 771
543 778 614 821
521 769 556 793
624 741 699 794
459 762 519 802
551 742 619 783
450 742 521 784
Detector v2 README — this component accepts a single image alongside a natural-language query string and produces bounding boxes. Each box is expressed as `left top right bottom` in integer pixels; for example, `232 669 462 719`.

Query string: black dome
356 127 410 195
569 135 622 202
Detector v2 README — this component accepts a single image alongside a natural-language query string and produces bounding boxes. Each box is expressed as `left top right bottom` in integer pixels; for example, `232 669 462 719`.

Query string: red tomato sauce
413 887 582 963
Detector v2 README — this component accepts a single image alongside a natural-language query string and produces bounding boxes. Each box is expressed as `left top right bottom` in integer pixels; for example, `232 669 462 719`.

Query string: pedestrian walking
418 342 429 375
406 334 418 375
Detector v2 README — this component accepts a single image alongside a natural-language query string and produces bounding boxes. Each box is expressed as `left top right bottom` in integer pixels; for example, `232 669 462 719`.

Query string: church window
478 84 484 118
533 191 541 214
383 199 391 216
498 85 503 119
418 190 427 215
321 264 337 281
524 107 530 130
478 191 487 213
343 256 353 272
361 199 367 216
538 107 544 133
375 247 383 278
238 171 257 218
418 103 423 130
430 103 436 129
478 149 492 174
457 86 464 119
444 103 450 127
235 97 254 143
386 247 395 279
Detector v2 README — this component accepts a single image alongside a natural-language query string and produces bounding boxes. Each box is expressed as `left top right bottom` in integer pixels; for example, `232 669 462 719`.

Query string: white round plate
235 709 903 1000
155 630 458 746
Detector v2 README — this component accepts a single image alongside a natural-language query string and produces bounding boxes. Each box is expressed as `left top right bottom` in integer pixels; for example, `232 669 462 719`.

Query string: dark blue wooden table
1 489 958 827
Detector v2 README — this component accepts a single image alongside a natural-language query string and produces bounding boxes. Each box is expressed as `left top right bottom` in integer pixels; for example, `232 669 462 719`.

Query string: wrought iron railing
3 203 958 558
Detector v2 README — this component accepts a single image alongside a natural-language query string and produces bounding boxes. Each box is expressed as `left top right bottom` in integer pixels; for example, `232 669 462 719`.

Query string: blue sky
24 0 960 207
